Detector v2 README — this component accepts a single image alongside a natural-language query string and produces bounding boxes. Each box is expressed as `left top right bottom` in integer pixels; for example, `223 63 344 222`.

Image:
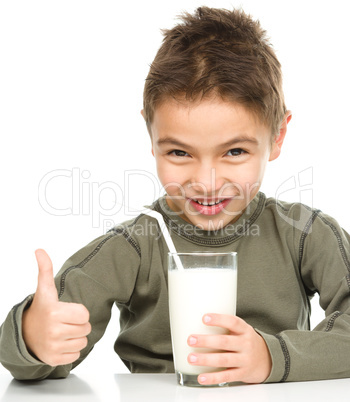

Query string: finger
188 334 240 352
45 336 88 357
45 352 81 367
203 314 248 334
35 249 58 303
59 322 92 340
197 368 243 386
62 337 89 354
188 352 243 368
57 303 90 325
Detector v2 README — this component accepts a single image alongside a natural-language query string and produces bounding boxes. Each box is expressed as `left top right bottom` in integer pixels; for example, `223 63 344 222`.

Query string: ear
269 111 292 161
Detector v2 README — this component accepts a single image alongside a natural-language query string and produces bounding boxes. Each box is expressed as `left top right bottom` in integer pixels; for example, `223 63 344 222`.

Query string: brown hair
143 6 287 136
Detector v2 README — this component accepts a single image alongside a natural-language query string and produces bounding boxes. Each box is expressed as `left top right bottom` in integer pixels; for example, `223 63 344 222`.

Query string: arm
0 231 140 380
261 211 350 382
187 210 350 384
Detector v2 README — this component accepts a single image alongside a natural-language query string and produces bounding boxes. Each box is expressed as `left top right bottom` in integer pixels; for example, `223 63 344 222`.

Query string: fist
22 249 91 367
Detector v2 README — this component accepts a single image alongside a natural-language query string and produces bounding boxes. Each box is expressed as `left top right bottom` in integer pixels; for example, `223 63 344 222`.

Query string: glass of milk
168 251 237 387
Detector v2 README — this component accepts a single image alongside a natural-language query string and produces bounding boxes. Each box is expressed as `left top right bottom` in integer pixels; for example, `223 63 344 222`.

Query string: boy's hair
143 6 287 137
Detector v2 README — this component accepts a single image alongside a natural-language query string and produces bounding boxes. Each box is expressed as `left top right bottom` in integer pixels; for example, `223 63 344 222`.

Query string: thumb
35 249 58 303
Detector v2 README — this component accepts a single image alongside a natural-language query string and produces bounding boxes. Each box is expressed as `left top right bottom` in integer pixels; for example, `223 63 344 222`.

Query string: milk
168 267 237 375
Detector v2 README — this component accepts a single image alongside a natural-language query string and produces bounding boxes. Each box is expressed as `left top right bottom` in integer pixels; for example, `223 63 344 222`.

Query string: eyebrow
218 136 259 148
156 136 259 150
156 138 195 151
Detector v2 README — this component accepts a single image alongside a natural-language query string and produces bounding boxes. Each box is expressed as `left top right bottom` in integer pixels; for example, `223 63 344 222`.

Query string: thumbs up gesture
22 249 91 367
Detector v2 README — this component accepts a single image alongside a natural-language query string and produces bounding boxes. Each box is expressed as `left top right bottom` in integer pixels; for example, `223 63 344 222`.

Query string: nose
188 164 226 196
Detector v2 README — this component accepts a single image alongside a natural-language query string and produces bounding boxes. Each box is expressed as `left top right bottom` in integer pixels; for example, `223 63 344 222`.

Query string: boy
1 6 350 386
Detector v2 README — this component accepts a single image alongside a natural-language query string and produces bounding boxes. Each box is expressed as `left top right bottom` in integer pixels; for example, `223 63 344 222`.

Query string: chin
191 217 227 231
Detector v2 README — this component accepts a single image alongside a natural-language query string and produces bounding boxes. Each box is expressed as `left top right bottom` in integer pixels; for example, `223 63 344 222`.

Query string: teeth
196 199 224 206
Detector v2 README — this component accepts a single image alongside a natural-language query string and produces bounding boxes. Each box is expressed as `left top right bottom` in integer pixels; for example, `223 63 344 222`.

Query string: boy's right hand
22 249 91 367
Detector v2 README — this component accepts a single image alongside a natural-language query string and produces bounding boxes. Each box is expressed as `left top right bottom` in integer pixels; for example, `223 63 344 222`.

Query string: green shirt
1 192 350 382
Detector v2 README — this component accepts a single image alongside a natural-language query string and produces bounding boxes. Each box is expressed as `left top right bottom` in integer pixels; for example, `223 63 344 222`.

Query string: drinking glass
168 252 237 387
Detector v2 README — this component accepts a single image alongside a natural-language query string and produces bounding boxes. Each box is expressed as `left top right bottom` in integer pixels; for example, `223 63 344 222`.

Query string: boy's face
148 97 287 231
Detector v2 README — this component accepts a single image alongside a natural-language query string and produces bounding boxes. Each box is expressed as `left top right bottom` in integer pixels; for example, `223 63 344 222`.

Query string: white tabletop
1 371 350 402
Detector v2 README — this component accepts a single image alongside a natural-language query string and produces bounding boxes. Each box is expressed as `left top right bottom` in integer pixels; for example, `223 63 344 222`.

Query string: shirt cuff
255 329 290 383
12 294 47 365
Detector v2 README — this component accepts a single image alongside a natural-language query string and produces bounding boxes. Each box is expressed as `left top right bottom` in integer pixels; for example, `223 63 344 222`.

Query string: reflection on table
1 372 350 402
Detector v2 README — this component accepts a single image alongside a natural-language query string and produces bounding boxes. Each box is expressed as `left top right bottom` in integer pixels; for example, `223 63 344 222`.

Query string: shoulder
263 196 320 234
263 195 350 244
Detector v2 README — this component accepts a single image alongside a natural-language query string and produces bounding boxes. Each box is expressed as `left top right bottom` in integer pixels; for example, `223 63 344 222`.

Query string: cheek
156 166 185 195
230 165 258 183
156 156 188 183
229 160 266 194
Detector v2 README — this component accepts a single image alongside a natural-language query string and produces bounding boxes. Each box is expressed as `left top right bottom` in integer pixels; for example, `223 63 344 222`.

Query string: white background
0 0 349 378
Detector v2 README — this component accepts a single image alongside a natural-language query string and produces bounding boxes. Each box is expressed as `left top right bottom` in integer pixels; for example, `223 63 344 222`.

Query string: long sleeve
0 230 140 380
261 209 350 382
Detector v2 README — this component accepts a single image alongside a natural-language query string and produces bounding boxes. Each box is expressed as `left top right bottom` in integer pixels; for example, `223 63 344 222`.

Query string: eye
226 148 247 157
169 149 190 157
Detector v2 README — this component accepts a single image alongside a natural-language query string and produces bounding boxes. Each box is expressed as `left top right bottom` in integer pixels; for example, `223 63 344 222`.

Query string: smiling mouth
188 197 233 216
193 198 227 206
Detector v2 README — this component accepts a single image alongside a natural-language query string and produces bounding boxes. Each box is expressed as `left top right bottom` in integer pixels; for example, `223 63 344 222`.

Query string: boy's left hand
187 314 272 385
